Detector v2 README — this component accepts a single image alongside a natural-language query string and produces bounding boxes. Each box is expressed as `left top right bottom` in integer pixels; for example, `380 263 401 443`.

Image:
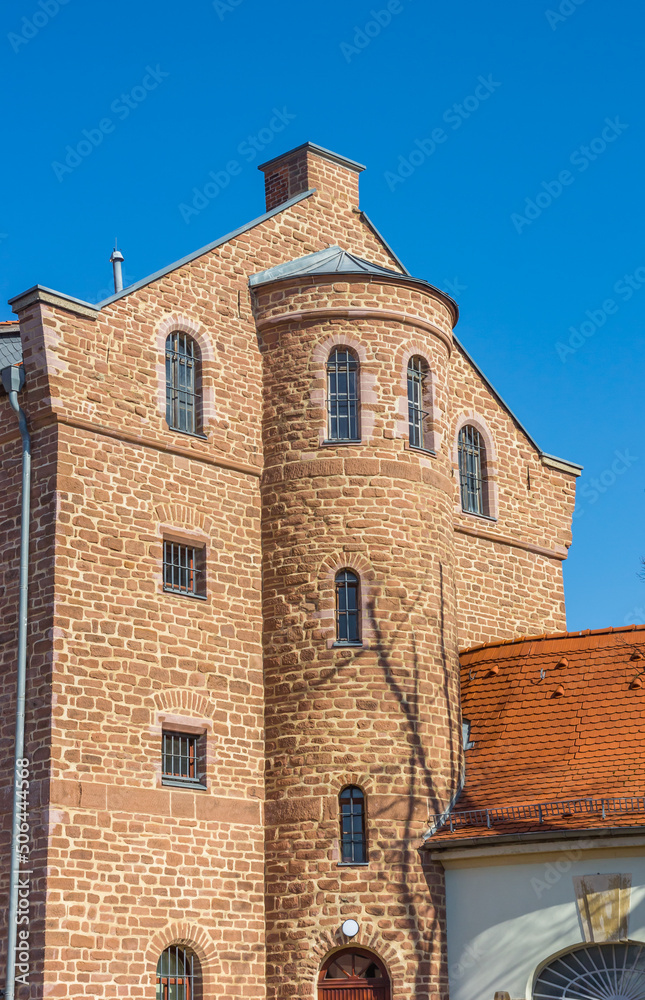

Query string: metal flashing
258 141 366 174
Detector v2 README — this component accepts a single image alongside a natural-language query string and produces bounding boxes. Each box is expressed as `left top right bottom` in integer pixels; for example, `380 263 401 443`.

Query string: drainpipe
2 365 31 1000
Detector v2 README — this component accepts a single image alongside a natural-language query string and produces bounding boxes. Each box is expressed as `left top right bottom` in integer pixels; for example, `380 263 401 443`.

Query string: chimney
258 142 365 213
109 245 124 294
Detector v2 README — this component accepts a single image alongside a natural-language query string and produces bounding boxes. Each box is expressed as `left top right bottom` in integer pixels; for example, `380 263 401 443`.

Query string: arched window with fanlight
339 785 367 864
458 424 487 515
533 942 645 998
165 332 201 435
335 569 360 644
407 355 430 450
327 347 360 442
319 948 390 999
156 944 200 1000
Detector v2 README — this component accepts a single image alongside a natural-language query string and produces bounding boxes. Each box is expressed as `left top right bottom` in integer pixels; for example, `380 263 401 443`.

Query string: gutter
2 365 31 1000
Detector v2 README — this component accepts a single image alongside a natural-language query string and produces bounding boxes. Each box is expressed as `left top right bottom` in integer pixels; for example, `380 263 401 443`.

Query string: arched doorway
533 941 645 998
318 948 390 1000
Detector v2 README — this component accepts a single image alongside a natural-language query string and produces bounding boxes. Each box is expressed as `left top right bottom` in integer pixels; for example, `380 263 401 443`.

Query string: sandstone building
0 142 585 999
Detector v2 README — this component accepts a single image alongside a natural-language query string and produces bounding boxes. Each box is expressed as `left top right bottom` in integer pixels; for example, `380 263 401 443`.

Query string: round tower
251 247 462 1000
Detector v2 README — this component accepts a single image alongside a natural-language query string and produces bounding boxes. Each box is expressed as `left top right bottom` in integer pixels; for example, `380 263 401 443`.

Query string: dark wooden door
318 949 390 1000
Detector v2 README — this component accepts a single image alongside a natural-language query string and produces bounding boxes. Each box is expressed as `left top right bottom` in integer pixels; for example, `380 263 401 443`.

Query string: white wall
443 850 645 1000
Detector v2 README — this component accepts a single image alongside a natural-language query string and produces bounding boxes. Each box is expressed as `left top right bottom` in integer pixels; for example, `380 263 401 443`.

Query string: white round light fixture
341 919 359 938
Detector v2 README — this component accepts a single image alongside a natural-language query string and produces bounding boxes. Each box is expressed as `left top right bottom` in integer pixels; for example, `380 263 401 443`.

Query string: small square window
163 540 206 598
162 731 204 787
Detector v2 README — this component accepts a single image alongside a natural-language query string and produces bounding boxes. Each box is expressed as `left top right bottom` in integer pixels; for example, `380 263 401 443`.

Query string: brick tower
252 249 462 997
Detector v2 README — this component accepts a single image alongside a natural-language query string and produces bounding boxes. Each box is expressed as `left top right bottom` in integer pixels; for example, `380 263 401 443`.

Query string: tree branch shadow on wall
308 560 462 997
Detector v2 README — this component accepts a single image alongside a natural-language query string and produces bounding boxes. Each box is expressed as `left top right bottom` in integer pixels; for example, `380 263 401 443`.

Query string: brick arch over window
452 412 498 519
154 504 215 540
398 345 438 452
147 924 218 996
303 937 403 999
310 330 378 445
317 553 379 649
155 315 215 431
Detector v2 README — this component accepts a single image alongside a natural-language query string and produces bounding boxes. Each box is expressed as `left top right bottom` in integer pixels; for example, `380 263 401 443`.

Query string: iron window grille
407 356 430 449
163 541 206 598
339 785 367 863
458 424 486 515
327 348 360 441
166 332 201 435
156 945 199 1000
335 569 360 644
162 731 204 787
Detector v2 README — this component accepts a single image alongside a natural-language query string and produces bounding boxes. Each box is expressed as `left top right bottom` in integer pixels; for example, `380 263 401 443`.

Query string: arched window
319 948 390 999
339 785 366 863
335 570 360 644
327 348 359 441
166 332 201 434
458 425 486 515
407 356 430 449
156 945 200 1000
533 942 645 998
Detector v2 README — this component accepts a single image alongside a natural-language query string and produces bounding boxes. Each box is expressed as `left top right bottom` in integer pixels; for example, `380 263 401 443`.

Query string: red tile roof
429 625 645 843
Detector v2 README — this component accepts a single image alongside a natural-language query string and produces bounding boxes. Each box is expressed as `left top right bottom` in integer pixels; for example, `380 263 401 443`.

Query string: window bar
166 332 199 434
407 357 429 449
327 349 359 441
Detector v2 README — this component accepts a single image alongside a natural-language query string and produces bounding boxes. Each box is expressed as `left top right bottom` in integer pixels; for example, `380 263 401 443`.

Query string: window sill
337 861 369 867
333 641 364 648
161 779 207 791
459 509 498 523
167 426 208 441
162 587 208 601
407 444 436 457
321 439 362 447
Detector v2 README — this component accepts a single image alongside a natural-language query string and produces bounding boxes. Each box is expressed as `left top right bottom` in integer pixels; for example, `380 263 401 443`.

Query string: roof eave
425 823 645 852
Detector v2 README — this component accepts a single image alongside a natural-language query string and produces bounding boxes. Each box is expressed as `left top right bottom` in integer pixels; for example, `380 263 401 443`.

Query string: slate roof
248 245 405 287
428 625 645 843
0 323 22 369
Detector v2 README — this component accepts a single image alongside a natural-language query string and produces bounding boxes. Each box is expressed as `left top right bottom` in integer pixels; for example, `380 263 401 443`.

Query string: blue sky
2 0 643 631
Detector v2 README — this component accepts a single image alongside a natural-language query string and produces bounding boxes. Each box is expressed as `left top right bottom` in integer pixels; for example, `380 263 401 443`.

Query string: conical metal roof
248 246 404 287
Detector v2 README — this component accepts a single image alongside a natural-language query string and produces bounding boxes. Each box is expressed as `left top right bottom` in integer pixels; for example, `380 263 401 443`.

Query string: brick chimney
258 142 365 212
